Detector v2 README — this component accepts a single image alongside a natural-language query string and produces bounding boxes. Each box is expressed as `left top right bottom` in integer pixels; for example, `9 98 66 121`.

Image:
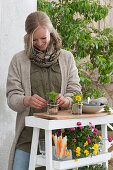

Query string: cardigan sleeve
6 55 27 113
64 52 81 101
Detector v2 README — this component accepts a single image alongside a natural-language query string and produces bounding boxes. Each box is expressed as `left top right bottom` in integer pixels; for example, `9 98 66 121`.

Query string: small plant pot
53 147 72 161
47 102 59 115
72 103 83 115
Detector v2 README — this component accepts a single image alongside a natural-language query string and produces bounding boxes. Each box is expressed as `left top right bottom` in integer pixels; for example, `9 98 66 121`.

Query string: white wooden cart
25 110 113 170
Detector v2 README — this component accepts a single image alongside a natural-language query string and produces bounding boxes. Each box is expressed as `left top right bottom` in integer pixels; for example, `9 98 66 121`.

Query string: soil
47 108 58 114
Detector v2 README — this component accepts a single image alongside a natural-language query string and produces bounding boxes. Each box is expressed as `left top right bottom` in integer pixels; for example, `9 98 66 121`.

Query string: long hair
24 11 62 57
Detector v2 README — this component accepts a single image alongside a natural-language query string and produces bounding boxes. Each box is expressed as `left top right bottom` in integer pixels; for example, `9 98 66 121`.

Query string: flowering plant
71 91 82 103
64 122 103 160
55 123 103 162
54 122 112 162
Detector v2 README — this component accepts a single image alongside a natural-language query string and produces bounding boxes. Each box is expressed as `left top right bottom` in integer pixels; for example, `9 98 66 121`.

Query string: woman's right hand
23 94 48 109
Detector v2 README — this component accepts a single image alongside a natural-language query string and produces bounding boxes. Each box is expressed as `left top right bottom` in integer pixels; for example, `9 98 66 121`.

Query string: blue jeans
13 149 46 170
13 149 30 170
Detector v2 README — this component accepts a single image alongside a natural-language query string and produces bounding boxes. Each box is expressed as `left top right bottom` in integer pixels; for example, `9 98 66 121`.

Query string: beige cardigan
6 49 81 170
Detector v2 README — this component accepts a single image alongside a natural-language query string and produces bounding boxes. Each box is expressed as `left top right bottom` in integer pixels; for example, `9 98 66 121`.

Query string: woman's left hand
56 94 70 108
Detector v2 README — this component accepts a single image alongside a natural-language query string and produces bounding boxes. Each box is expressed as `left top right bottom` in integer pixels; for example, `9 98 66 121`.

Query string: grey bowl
82 104 104 114
83 103 100 106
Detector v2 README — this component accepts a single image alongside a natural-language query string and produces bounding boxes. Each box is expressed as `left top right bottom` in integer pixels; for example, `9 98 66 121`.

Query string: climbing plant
37 0 113 100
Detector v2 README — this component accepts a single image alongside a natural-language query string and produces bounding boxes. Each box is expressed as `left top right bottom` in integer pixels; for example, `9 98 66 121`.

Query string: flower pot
72 103 83 115
53 146 72 161
47 102 58 115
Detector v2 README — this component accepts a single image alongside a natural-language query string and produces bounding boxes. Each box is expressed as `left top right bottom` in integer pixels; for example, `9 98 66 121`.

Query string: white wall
0 0 37 169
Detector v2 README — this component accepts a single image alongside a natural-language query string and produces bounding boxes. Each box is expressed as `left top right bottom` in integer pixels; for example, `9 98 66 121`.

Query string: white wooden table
25 112 113 170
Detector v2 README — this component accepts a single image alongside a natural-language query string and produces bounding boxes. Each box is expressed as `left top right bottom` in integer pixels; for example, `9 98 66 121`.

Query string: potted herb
71 92 83 115
104 104 111 114
46 91 59 115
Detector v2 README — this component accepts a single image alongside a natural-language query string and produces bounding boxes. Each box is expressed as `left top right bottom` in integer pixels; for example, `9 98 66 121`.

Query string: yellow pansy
93 144 99 150
75 95 81 102
76 147 81 153
84 150 89 156
86 152 89 156
93 150 98 156
84 141 88 147
75 159 78 162
66 152 70 157
99 136 102 140
76 153 81 157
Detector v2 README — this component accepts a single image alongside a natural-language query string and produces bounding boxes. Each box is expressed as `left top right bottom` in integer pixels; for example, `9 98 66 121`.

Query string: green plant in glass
46 91 59 115
71 91 82 103
71 91 83 115
46 91 59 103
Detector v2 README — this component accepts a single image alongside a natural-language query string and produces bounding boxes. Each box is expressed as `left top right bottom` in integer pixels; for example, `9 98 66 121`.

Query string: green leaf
46 91 59 102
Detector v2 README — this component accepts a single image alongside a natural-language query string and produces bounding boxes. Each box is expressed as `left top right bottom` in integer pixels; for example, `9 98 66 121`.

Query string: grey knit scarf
30 43 60 67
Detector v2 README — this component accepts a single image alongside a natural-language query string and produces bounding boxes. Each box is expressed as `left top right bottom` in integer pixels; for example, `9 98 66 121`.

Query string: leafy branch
37 0 113 99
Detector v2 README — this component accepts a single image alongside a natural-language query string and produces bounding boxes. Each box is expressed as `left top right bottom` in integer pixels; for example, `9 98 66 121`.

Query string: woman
6 11 81 170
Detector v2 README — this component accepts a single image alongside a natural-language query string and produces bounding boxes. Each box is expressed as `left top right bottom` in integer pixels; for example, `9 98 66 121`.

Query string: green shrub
37 0 113 100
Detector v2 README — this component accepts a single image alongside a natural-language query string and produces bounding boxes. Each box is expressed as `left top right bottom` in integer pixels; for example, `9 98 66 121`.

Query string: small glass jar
53 146 72 161
39 139 45 158
47 102 59 115
72 102 83 115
